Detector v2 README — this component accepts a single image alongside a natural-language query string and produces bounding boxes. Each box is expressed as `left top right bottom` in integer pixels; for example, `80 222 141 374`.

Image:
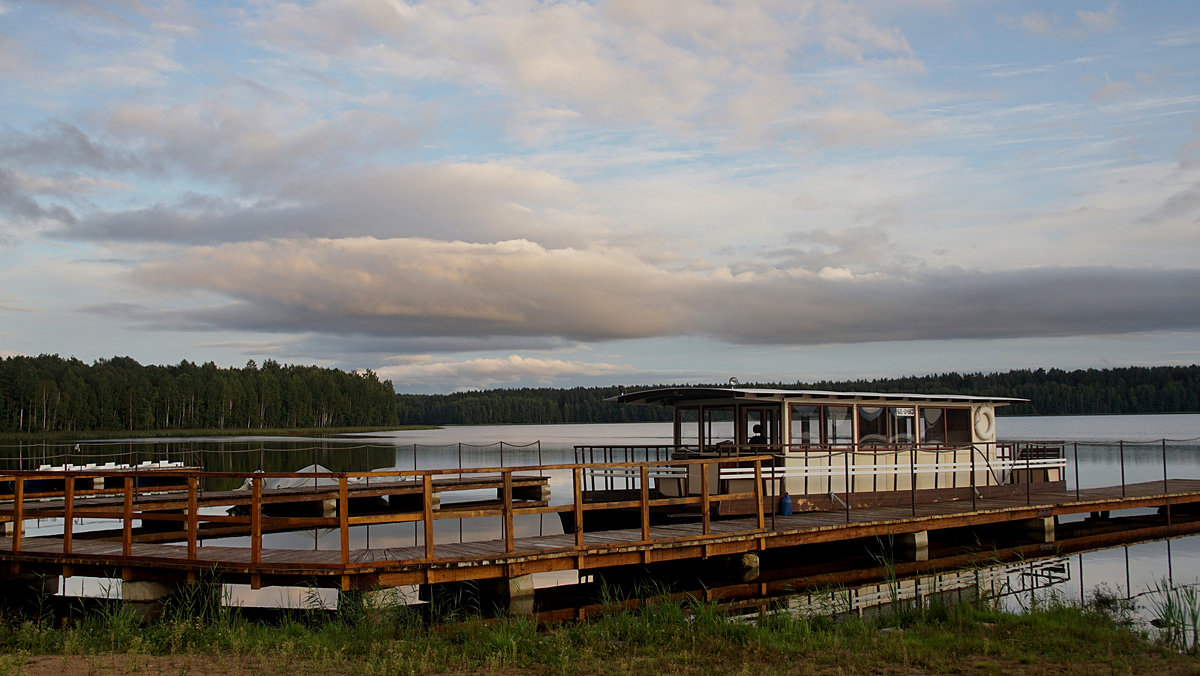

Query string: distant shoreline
0 425 438 443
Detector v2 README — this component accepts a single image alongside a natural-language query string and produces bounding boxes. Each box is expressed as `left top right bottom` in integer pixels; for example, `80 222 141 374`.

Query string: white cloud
1020 11 1058 35
1077 4 1119 32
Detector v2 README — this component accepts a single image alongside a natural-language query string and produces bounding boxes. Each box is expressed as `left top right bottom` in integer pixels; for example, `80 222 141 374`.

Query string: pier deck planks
3 479 1199 587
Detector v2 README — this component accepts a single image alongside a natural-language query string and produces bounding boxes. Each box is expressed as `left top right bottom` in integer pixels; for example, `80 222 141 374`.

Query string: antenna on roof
728 377 739 387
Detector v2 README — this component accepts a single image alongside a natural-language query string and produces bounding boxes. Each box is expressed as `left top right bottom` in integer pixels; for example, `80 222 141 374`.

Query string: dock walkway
4 463 1198 590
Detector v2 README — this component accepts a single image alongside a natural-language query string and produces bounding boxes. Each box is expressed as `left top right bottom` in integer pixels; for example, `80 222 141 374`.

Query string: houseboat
571 386 1064 525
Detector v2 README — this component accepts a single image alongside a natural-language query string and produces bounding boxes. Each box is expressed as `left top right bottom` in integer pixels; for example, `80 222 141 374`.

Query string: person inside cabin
748 424 765 446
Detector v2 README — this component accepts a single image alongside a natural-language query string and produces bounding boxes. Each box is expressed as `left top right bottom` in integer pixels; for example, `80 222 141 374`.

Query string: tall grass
1147 579 1200 654
0 578 1192 674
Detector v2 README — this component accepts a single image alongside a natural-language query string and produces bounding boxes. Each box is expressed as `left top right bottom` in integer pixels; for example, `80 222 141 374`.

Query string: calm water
8 414 1200 620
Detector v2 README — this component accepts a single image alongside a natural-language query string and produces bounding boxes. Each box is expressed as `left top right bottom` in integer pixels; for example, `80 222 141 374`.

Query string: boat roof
609 387 1026 407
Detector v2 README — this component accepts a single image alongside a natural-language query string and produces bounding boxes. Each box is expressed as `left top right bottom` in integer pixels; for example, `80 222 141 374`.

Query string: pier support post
482 573 535 616
122 579 177 622
898 531 929 562
420 574 536 617
1023 517 1055 543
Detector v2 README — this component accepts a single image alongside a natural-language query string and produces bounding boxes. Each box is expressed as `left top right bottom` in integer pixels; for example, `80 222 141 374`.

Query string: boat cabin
606 386 1053 511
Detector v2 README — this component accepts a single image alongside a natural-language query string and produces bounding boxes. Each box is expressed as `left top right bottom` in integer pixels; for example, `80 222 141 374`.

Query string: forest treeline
395 365 1200 425
2 355 1197 433
0 354 397 433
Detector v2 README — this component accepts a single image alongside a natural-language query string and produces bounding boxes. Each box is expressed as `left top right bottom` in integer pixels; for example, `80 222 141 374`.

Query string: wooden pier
3 455 1199 614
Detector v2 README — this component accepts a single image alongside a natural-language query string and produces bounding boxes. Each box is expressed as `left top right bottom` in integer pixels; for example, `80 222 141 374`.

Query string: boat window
921 407 971 444
790 405 821 446
703 407 735 448
858 407 887 444
826 406 854 445
676 407 699 446
945 408 971 443
789 405 853 448
922 408 946 443
859 406 916 444
892 407 915 443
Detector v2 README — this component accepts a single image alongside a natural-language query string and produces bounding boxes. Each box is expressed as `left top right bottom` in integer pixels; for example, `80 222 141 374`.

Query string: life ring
974 407 995 440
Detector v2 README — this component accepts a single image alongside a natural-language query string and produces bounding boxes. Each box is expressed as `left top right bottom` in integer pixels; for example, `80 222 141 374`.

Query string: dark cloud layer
122 237 1200 348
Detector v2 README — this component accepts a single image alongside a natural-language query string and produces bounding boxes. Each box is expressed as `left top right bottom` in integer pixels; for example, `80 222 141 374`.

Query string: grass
1 583 1197 675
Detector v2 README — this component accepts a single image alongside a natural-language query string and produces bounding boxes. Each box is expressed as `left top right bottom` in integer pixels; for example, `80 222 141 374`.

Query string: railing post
909 447 916 516
640 464 650 542
1025 444 1031 505
12 477 23 553
970 446 976 511
251 475 262 565
122 476 133 558
754 459 764 530
422 474 435 559
701 461 711 535
1073 442 1080 500
503 470 514 553
1119 441 1126 497
1163 439 1171 530
187 475 198 560
64 474 74 555
572 467 584 549
844 450 850 523
339 476 349 567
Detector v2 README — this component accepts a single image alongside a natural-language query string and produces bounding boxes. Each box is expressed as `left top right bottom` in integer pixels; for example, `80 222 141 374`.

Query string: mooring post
701 460 711 535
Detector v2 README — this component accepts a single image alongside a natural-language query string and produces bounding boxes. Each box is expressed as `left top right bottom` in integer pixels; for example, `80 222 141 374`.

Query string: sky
1 1 1199 394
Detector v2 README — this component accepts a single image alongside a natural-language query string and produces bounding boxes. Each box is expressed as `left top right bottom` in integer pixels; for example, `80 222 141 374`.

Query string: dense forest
2 355 1197 433
395 365 1200 425
0 354 397 433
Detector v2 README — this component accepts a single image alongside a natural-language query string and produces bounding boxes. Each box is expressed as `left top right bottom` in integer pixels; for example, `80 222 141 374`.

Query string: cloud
0 168 78 228
58 161 593 247
1077 4 1119 32
377 354 633 388
1091 81 1138 101
1020 11 1058 35
801 109 915 147
121 236 1200 349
